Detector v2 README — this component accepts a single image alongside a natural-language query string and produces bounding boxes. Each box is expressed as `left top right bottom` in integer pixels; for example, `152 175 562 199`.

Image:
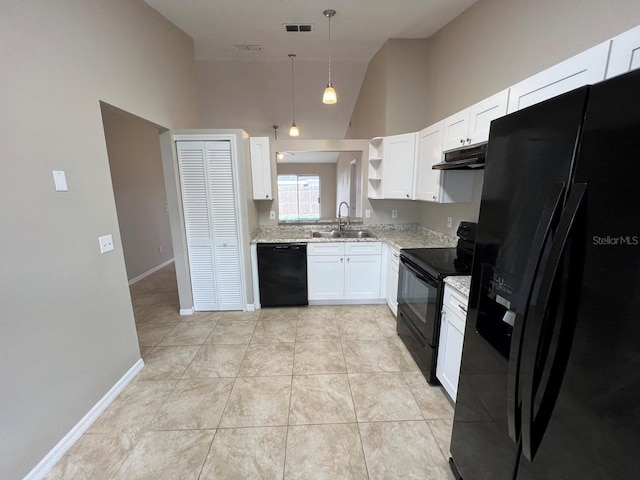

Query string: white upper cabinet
606 25 640 79
415 121 444 202
381 132 417 200
442 109 470 152
443 89 509 151
468 89 509 145
416 120 476 204
249 137 272 200
507 41 610 113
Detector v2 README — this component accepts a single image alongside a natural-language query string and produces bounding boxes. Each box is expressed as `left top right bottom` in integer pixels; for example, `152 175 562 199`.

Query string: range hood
433 143 487 170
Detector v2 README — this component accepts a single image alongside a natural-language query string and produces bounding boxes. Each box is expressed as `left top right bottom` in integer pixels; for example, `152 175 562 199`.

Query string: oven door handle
400 257 438 287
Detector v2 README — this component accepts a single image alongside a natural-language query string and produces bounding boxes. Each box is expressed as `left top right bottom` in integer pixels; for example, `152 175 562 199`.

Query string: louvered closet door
176 141 218 310
205 141 242 310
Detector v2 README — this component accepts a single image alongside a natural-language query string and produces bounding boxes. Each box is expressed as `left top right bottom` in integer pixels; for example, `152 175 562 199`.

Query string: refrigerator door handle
520 183 587 462
507 183 566 444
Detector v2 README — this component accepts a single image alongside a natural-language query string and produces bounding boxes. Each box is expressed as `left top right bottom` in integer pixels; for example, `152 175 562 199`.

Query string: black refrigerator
449 68 640 480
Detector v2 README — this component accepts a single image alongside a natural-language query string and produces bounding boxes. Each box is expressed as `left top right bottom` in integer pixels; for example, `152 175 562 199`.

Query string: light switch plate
365 209 371 218
269 210 276 220
391 209 398 219
447 217 453 228
53 170 68 191
99 235 114 253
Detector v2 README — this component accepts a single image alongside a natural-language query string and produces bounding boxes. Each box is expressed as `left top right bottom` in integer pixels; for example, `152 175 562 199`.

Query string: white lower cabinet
307 242 382 303
436 283 469 401
307 254 345 301
386 246 400 315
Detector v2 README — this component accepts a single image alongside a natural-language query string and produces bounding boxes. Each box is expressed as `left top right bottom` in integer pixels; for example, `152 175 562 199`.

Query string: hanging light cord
290 55 296 124
327 14 332 85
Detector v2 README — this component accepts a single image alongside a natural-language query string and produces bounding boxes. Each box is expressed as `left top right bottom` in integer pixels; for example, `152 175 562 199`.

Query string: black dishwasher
257 243 308 307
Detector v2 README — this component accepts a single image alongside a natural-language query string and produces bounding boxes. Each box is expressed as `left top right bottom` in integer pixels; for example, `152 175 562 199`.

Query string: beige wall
347 44 389 139
196 59 367 139
0 1 199 478
102 106 174 281
347 0 640 234
385 39 431 136
277 163 337 220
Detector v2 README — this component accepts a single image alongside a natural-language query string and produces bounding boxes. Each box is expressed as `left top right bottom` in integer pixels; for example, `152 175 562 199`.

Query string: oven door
397 256 441 345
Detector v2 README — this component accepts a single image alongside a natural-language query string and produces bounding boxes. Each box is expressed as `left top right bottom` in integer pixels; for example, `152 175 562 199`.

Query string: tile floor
46 263 456 479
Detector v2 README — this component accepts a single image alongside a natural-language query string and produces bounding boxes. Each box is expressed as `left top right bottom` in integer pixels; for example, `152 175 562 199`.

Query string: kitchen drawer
443 284 469 321
443 304 466 334
345 242 382 256
307 242 345 256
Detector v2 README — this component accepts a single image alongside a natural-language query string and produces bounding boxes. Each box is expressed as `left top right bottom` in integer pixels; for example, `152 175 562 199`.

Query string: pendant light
322 9 337 104
288 54 300 137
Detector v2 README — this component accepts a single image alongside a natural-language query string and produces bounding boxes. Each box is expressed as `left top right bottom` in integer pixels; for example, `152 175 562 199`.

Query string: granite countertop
251 223 458 250
444 275 471 298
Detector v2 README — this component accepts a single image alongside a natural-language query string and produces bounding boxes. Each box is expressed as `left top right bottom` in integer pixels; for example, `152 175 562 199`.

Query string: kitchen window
277 174 320 221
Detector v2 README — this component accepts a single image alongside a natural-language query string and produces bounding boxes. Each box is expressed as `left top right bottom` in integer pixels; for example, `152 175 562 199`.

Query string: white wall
102 105 174 281
0 1 199 478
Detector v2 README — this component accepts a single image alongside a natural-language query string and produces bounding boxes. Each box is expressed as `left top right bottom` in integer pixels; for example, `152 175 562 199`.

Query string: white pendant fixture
322 9 337 105
288 54 300 136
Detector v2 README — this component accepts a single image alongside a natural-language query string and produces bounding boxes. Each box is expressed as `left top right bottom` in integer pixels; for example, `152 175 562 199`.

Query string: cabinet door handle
458 303 467 313
347 257 350 262
266 194 269 198
392 253 399 259
406 194 410 198
340 258 344 262
432 195 437 200
460 139 465 144
466 138 471 144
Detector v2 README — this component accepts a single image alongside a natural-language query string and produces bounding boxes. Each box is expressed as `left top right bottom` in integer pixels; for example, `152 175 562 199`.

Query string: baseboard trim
246 304 256 312
24 358 145 480
179 307 195 316
308 298 386 306
128 258 175 285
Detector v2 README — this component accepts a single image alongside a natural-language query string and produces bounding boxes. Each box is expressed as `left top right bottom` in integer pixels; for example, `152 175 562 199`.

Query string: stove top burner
401 247 473 280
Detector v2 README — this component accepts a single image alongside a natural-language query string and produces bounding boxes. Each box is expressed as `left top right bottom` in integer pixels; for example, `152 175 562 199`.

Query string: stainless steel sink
311 230 375 239
311 231 341 238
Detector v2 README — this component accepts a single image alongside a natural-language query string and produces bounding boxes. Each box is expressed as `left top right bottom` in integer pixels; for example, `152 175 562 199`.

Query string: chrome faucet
338 202 350 231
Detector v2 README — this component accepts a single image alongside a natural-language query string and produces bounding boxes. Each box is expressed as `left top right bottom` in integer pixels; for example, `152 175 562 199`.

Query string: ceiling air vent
232 44 263 52
283 24 313 32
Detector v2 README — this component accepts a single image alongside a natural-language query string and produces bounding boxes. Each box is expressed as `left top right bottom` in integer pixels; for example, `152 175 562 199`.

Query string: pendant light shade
323 83 337 104
322 9 337 104
288 54 300 137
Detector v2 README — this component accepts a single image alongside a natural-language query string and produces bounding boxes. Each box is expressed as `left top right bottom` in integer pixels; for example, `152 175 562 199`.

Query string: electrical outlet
391 209 398 219
99 235 114 254
447 217 453 228
269 210 276 220
365 209 371 218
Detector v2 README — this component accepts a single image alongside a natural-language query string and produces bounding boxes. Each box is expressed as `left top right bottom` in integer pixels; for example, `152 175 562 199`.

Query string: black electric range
396 222 477 384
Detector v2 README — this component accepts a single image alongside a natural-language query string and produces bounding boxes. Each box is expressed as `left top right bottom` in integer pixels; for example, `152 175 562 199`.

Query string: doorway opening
100 102 181 356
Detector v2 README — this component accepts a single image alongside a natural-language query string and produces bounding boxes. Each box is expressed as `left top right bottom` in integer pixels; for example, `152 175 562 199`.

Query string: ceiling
146 0 478 62
145 0 479 138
